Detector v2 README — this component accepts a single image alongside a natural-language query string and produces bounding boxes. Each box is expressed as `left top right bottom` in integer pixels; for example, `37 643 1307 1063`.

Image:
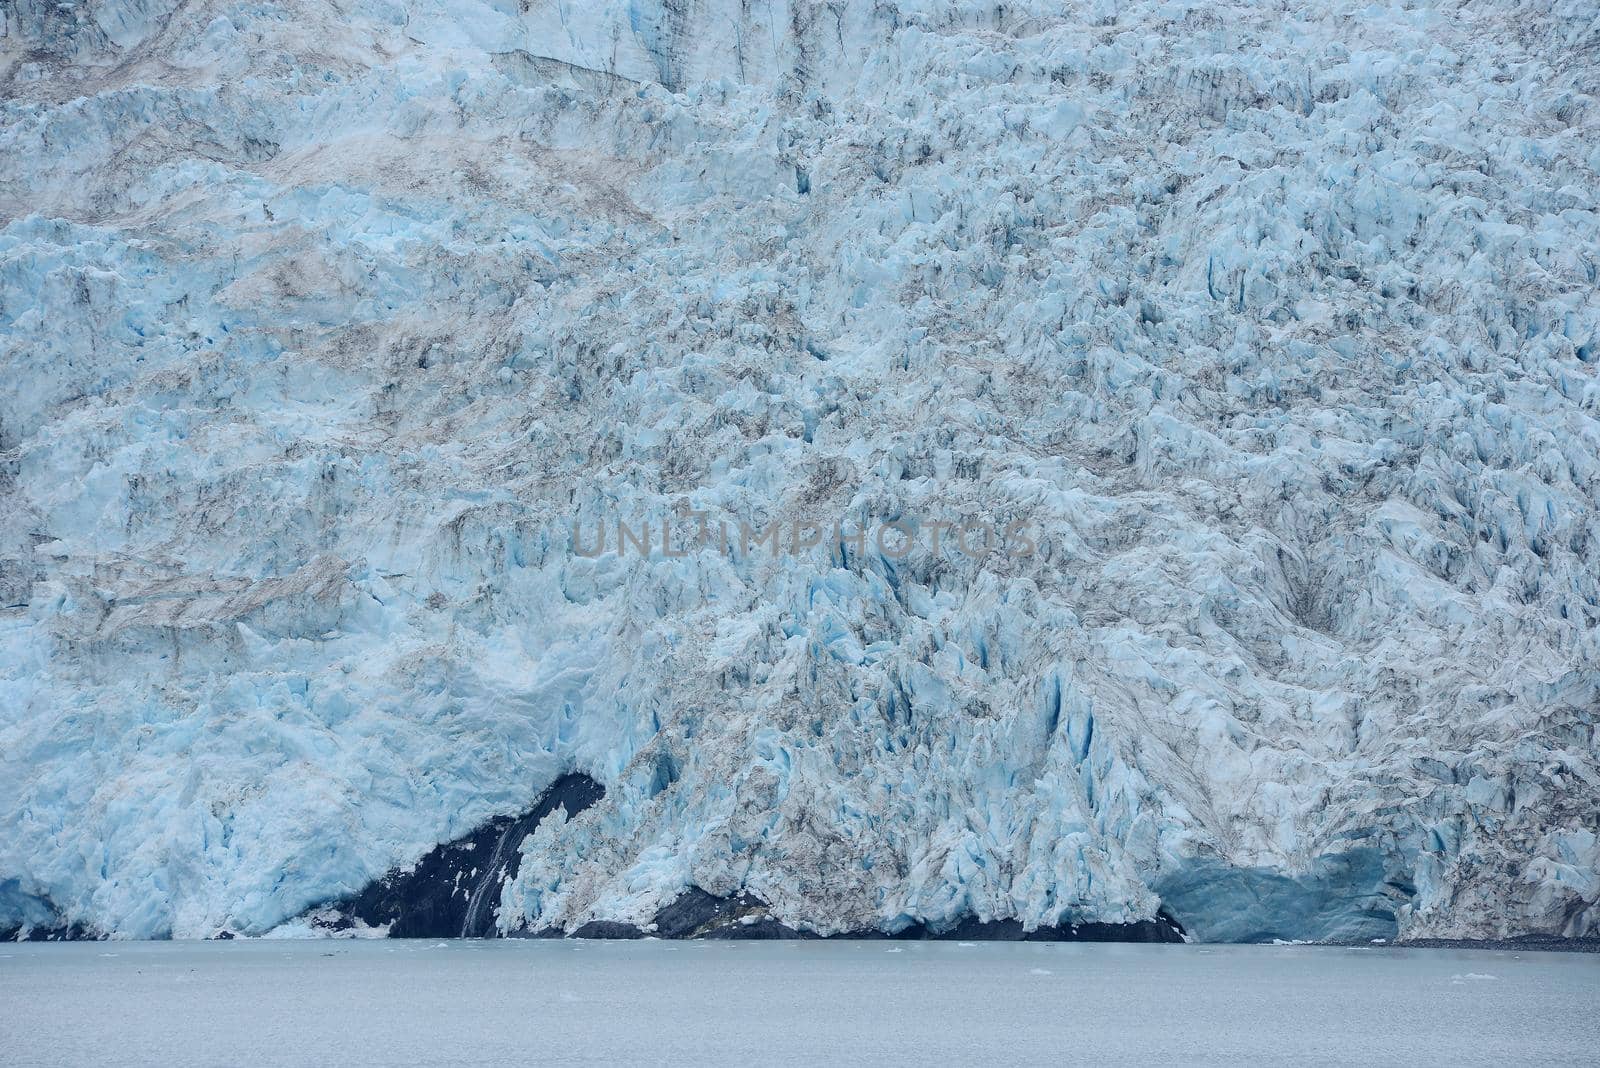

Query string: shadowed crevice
325 772 605 939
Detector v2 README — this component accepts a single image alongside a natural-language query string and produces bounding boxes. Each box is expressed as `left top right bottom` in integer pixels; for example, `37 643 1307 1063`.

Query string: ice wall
1 0 1598 941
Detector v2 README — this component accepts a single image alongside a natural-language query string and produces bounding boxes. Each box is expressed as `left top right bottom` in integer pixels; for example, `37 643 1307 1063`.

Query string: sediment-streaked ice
1 0 1598 941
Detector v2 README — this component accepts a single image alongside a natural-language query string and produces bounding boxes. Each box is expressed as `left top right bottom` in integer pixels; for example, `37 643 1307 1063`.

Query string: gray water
1 939 1595 1065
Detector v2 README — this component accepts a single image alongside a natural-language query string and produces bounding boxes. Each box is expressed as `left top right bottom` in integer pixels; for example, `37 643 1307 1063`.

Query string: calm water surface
1 939 1595 1065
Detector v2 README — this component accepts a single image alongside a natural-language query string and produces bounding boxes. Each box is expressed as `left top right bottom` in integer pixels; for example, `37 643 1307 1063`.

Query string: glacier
1 0 1598 943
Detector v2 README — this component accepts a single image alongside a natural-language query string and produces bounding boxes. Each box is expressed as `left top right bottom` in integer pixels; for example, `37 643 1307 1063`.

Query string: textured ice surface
2 0 1599 941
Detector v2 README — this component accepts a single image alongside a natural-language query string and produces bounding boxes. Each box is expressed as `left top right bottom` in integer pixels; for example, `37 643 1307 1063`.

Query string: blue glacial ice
0 0 1598 941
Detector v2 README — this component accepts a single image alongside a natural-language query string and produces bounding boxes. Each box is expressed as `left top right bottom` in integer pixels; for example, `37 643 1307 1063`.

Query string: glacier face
2 0 1599 942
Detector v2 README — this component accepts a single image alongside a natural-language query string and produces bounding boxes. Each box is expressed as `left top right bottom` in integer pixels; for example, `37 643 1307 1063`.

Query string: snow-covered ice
2 0 1599 941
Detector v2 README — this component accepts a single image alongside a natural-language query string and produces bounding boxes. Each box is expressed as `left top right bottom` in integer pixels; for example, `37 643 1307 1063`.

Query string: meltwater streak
0 941 1595 1066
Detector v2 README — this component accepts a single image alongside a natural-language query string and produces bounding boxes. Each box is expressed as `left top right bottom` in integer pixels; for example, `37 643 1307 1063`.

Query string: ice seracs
1 0 1597 942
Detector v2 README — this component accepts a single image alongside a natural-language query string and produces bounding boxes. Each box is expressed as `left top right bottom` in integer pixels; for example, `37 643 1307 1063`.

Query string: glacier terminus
1 0 1598 949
